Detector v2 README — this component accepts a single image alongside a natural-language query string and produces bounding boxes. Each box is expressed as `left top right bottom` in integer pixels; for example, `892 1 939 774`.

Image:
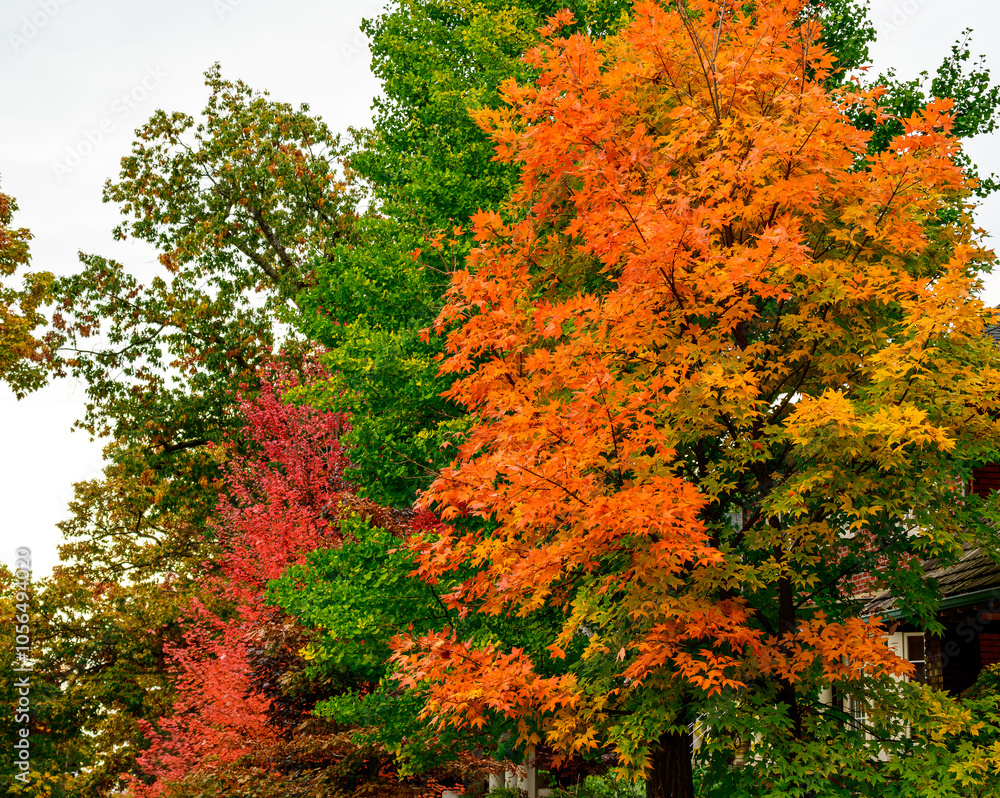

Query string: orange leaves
618 596 764 696
391 631 580 743
541 7 575 35
754 614 914 686
393 0 1000 779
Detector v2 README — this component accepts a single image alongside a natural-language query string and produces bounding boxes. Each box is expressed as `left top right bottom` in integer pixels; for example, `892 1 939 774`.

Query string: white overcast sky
1 0 998 577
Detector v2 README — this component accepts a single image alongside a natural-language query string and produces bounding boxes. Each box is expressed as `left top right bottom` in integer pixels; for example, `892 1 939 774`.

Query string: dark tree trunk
645 728 695 798
777 562 802 738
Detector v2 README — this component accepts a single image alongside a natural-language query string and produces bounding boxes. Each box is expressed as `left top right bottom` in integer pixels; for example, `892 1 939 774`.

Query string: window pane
849 698 867 728
907 635 924 663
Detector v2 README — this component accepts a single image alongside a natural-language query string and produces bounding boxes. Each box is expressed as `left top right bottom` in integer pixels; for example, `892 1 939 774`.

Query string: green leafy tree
294 0 633 505
53 63 354 446
33 65 355 797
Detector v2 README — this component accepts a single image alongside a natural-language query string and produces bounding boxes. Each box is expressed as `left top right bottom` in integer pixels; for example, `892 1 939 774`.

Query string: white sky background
0 0 998 577
0 0 386 575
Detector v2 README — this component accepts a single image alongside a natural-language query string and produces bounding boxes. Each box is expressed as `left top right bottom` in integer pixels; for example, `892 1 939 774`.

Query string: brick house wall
981 632 1000 667
971 464 1000 498
925 634 944 690
845 551 895 598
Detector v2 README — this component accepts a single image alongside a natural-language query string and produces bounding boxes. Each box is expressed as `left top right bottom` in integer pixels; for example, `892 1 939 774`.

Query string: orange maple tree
391 2 1000 796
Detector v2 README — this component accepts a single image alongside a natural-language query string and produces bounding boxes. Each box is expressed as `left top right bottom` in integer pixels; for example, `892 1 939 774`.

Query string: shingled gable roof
864 545 1000 618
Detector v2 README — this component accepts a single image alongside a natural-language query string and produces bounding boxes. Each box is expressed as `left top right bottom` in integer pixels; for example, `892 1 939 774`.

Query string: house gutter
936 587 1000 612
871 586 1000 621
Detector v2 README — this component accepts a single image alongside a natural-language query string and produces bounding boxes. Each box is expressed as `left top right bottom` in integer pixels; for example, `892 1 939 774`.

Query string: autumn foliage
392 0 1000 791
129 357 351 796
14 1 1000 797
0 179 51 396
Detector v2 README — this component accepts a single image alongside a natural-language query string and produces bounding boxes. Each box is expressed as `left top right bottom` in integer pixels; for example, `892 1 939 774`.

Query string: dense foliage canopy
8 1 1000 797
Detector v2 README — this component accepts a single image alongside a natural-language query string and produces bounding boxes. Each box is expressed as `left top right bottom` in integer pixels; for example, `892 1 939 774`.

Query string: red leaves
130 355 351 795
215 357 350 599
130 607 279 797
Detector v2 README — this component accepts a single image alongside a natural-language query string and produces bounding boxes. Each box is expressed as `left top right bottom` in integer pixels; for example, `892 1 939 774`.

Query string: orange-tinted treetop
393 1 1000 793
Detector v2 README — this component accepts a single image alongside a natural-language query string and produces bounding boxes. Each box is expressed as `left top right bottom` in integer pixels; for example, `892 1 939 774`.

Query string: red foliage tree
129 353 351 796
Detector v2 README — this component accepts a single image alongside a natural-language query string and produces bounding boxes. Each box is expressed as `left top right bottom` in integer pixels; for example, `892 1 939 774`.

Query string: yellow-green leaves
0 182 52 398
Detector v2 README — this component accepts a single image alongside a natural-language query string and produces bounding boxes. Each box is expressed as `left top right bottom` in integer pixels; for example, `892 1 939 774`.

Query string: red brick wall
971 464 1000 498
925 635 944 690
981 633 1000 666
839 529 913 598
845 551 894 597
842 464 1000 599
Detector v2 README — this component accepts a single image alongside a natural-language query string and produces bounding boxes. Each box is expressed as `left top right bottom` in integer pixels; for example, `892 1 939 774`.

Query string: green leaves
108 63 354 293
698 678 1000 798
270 513 435 677
294 0 634 505
36 66 358 797
851 31 1000 195
268 510 472 773
52 65 356 444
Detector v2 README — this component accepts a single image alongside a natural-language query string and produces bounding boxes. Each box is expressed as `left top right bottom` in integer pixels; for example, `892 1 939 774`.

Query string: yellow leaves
785 389 955 477
299 643 317 662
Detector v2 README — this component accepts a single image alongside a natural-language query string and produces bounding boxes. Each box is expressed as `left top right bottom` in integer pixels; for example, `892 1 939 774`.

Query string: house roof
864 545 1000 618
986 322 1000 347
